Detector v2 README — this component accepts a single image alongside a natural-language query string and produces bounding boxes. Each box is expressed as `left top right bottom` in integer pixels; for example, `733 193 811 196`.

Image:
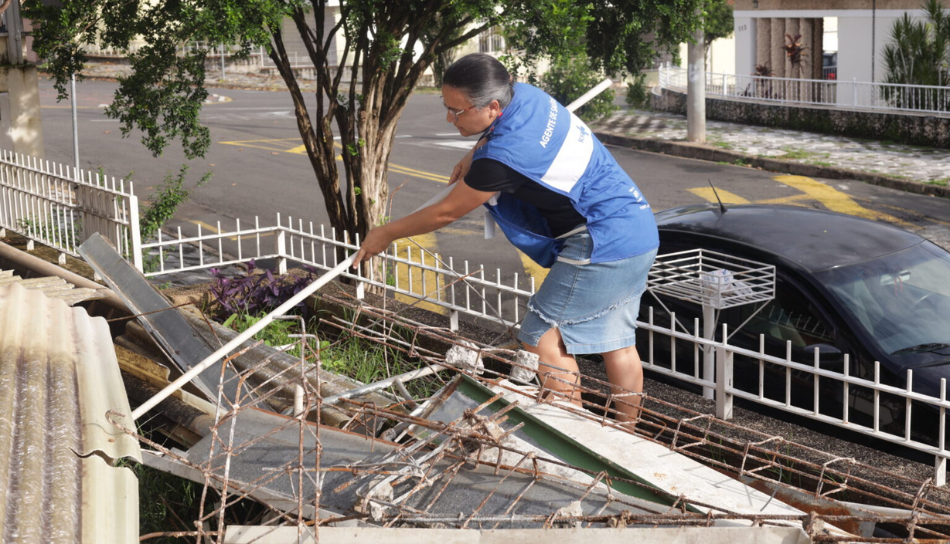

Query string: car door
720 273 837 403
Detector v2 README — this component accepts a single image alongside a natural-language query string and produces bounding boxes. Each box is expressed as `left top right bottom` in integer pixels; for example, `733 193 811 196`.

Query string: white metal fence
659 63 950 116
0 151 141 269
5 151 949 484
142 214 536 329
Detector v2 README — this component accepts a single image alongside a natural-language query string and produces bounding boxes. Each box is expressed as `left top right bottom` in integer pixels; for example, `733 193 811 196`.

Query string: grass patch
807 160 835 167
926 178 950 186
224 312 444 399
780 148 831 161
124 448 265 542
710 140 734 150
732 158 752 167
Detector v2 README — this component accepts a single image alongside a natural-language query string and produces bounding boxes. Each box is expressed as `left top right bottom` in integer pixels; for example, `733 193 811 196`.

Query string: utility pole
687 8 706 143
1 0 45 158
871 0 877 82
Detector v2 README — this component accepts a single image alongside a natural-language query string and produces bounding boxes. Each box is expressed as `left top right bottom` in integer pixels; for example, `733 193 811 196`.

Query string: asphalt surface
39 76 950 287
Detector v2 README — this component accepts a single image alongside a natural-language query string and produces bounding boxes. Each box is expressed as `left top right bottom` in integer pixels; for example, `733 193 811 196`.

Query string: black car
639 204 950 444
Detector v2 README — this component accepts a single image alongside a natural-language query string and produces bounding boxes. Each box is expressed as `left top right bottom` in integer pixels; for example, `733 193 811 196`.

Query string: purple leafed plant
209 259 319 318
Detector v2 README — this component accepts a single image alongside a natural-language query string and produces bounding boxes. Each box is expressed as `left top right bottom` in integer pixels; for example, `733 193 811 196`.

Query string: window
725 277 835 354
479 27 505 54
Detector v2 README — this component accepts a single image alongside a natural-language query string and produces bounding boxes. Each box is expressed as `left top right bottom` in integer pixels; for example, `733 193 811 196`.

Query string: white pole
71 74 79 173
131 254 357 420
687 12 706 143
566 78 613 112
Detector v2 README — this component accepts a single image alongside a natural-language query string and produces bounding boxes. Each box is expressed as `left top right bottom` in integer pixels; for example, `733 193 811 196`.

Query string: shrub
209 260 319 318
625 72 650 109
540 55 616 123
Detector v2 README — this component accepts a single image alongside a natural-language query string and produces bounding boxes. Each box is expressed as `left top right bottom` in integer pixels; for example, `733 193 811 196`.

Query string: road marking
687 176 910 227
221 138 451 183
218 137 302 153
517 251 549 288
432 141 478 150
390 164 450 183
754 194 811 205
859 198 950 228
772 175 910 226
687 187 750 204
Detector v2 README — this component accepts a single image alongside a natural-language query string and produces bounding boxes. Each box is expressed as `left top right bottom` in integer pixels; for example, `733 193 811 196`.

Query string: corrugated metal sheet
0 282 141 544
0 269 105 306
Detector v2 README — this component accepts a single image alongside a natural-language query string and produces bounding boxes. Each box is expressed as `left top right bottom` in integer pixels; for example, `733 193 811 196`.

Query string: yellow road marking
390 164 450 183
688 176 911 228
390 164 451 182
390 233 446 315
518 251 549 288
855 197 950 228
223 138 450 182
754 194 811 205
687 187 750 204
220 138 300 145
772 175 910 227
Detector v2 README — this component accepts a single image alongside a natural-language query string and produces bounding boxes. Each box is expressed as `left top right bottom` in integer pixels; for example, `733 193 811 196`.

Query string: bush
540 55 616 123
208 260 318 318
625 72 650 109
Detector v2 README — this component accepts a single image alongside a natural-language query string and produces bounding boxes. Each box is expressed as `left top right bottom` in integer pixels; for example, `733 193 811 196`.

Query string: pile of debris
3 235 950 543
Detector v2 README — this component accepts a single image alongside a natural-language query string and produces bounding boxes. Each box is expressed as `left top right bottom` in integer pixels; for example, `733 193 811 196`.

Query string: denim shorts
518 231 657 355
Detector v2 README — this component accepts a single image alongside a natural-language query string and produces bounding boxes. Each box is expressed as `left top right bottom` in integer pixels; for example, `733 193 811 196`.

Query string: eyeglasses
440 96 477 121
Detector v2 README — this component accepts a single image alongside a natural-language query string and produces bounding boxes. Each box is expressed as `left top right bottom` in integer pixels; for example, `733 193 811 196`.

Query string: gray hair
443 53 514 109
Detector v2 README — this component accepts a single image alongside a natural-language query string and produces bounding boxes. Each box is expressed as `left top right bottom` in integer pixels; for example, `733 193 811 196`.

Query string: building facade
733 0 931 85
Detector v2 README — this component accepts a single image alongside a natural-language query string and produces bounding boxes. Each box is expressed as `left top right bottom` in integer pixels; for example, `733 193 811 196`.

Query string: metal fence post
128 193 143 272
276 228 287 275
716 323 734 420
853 78 858 107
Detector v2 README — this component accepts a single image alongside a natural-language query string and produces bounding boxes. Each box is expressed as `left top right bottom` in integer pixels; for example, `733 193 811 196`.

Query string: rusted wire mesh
110 290 950 543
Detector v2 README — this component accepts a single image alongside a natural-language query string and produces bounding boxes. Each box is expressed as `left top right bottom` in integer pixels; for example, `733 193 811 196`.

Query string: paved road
39 78 950 289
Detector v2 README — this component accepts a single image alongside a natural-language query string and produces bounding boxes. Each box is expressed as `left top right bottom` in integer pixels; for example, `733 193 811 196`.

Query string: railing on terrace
5 151 949 485
80 42 329 78
0 150 140 269
659 63 950 116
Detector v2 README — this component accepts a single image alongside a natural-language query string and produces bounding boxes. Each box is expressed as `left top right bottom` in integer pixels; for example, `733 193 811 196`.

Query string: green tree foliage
883 0 950 87
540 55 616 122
882 0 950 110
704 0 734 56
26 0 702 246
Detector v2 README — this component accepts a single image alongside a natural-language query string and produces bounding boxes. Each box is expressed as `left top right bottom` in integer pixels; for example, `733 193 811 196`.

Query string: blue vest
474 83 659 268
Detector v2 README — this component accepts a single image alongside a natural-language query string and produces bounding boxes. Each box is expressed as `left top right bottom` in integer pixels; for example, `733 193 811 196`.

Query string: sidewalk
75 62 950 198
590 107 950 198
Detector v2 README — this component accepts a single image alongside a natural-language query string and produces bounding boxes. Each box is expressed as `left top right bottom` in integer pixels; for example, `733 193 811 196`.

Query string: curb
595 131 950 200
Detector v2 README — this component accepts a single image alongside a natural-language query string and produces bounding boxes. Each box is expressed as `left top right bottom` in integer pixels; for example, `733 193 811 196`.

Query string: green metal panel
457 375 700 512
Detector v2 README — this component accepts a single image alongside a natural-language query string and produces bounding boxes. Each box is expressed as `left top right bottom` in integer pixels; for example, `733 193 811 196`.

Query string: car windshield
814 242 950 356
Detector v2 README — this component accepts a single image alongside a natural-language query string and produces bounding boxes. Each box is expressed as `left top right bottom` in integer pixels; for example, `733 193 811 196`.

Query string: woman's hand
352 225 394 268
449 149 474 185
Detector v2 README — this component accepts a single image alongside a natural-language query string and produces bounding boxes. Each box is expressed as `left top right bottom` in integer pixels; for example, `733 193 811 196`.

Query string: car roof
654 204 926 272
